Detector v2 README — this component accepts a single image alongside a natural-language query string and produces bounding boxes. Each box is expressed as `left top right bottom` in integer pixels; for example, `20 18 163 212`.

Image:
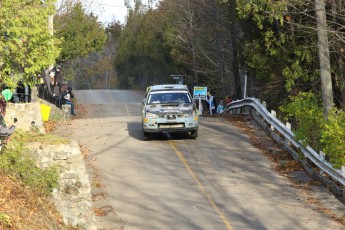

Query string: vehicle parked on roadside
142 84 199 139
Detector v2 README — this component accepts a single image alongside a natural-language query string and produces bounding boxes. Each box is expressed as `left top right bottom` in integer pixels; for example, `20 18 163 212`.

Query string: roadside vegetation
280 92 345 168
0 130 70 228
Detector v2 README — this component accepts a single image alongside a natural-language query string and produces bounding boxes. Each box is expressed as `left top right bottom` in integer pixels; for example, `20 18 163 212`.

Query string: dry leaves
0 172 67 229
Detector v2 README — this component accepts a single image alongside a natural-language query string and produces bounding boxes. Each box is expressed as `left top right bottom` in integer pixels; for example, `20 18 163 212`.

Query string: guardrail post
320 151 325 161
260 101 267 120
271 110 276 130
342 166 345 175
244 106 250 114
262 101 267 109
285 122 291 145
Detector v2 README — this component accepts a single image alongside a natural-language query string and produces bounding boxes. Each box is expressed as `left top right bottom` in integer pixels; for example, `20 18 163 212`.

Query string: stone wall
6 102 97 229
5 100 67 133
26 141 97 229
5 102 46 133
5 86 66 133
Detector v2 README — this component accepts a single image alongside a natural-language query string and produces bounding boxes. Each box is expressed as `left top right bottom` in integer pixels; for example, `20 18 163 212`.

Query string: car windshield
147 92 191 104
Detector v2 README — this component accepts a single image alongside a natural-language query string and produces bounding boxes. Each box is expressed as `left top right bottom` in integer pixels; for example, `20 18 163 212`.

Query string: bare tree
315 0 334 118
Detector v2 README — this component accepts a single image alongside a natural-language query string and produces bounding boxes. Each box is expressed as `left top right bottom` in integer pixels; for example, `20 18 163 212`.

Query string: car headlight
145 112 158 118
183 110 196 117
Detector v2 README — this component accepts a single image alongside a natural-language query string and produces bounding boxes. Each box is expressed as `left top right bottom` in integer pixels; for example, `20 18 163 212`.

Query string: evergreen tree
0 0 61 87
54 2 107 63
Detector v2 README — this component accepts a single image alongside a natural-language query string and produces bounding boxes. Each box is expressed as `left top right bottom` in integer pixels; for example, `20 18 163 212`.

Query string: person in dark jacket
61 85 76 116
44 65 61 95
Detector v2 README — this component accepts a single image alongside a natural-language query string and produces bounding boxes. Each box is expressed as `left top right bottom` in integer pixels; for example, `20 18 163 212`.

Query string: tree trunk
315 0 333 118
330 0 345 108
228 0 242 99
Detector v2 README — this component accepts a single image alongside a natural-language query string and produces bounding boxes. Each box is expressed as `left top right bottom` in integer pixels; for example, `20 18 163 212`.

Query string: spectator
61 85 76 116
226 95 232 105
217 100 224 114
0 94 15 136
44 65 61 95
205 91 216 114
1 87 13 102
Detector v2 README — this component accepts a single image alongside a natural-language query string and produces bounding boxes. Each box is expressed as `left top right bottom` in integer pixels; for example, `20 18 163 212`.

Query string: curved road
58 89 344 230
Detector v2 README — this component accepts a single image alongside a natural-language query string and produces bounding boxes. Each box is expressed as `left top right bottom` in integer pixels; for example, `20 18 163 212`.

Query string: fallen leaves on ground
0 172 68 229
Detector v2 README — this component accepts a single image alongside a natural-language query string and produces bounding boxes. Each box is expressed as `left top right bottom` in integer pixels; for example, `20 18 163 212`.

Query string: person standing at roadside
44 65 61 95
217 100 224 114
0 94 15 136
206 91 216 115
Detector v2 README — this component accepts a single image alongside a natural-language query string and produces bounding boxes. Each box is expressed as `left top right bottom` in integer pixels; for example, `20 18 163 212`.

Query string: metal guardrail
37 85 63 109
223 97 345 187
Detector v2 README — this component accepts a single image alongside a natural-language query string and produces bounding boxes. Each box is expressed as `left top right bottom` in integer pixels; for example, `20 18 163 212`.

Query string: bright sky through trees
87 0 129 24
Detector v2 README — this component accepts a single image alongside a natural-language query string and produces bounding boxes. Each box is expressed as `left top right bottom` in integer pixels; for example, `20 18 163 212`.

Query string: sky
84 0 130 24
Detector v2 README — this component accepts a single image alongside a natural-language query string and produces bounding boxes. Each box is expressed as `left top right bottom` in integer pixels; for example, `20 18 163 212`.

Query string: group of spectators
205 91 227 115
0 64 77 140
40 65 76 116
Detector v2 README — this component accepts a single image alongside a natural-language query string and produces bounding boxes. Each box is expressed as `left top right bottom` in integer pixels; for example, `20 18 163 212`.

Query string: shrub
320 109 345 168
0 131 59 195
280 92 345 169
279 92 324 150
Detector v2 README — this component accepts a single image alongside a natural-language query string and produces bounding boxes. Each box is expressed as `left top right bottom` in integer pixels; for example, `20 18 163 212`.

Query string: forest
0 0 344 167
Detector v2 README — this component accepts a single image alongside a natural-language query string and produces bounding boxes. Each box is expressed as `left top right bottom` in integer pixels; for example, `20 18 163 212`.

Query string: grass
0 213 12 228
17 129 70 145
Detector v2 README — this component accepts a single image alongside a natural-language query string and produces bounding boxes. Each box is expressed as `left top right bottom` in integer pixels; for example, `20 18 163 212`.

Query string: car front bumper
142 116 199 133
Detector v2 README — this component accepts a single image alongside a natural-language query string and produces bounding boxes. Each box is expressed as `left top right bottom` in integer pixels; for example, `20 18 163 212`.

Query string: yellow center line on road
168 140 234 230
104 90 130 117
124 103 130 117
105 90 115 103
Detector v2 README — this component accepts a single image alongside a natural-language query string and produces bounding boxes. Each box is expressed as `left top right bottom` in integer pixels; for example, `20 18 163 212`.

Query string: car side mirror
142 98 146 105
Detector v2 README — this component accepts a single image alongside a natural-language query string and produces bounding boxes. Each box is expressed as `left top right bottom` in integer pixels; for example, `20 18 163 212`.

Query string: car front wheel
190 130 198 139
143 130 150 140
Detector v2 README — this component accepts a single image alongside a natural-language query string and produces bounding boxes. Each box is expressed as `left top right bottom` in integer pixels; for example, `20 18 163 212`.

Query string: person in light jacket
205 91 216 114
217 100 224 114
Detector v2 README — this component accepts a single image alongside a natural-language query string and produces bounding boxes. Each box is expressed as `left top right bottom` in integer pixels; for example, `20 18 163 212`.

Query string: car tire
143 130 150 140
190 130 198 139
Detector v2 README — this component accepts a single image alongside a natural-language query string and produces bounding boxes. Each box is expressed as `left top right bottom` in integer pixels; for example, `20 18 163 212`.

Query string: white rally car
142 84 199 139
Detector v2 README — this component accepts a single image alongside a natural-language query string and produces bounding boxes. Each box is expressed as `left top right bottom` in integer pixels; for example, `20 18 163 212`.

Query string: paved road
60 89 345 230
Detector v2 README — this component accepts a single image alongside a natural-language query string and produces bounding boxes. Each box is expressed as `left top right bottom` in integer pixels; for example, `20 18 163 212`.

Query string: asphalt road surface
57 89 345 230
